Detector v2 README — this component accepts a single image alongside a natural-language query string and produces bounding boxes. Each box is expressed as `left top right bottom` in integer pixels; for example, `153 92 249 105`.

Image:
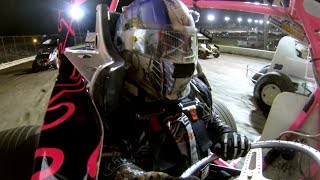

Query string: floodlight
208 15 215 21
70 5 84 20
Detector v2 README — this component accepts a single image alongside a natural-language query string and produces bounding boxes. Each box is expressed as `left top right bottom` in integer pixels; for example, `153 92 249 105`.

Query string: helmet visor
130 28 197 65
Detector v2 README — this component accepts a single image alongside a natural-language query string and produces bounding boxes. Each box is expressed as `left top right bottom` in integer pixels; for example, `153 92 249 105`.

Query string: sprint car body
31 0 320 179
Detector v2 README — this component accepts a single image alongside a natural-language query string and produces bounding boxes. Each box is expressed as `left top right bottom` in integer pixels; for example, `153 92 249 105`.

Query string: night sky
1 0 58 36
0 0 114 36
0 0 273 36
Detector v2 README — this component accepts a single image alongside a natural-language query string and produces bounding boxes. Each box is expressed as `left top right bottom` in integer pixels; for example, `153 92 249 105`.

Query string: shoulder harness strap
179 99 213 153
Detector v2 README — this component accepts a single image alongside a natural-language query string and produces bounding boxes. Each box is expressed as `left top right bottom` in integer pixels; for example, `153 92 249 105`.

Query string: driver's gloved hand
216 132 250 160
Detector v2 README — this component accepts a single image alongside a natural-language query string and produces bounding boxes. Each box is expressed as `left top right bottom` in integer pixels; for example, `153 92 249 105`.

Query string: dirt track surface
199 53 269 141
0 54 268 141
0 61 57 131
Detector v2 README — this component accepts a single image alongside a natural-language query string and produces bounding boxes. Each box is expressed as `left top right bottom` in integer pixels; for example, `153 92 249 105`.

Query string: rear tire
213 51 220 58
252 64 270 84
0 126 40 179
199 50 207 59
212 99 237 132
254 72 295 117
32 60 41 72
191 77 237 131
51 58 58 69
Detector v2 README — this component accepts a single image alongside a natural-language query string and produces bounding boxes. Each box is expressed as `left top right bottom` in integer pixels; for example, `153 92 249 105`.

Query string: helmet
115 0 198 101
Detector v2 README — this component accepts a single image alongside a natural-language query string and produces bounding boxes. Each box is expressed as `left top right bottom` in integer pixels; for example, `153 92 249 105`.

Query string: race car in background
32 34 60 72
198 28 220 59
251 36 315 115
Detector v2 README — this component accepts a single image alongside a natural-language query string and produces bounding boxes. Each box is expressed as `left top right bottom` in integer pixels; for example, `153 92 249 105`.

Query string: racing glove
217 132 250 160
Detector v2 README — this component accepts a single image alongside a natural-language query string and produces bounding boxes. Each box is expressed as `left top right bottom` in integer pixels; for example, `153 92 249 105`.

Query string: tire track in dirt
198 53 270 141
0 61 57 131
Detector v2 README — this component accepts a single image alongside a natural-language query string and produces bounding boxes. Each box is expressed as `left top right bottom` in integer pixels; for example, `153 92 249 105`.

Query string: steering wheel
180 140 320 179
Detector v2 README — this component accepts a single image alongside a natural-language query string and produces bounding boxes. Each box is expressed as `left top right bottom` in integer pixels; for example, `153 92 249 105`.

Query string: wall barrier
0 44 275 70
0 34 86 64
219 45 275 60
0 56 36 70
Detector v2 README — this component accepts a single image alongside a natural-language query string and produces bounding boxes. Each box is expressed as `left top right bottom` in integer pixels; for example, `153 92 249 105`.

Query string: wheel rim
261 84 281 106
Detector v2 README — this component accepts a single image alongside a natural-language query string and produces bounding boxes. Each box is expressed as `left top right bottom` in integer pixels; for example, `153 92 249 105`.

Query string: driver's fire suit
98 77 249 179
